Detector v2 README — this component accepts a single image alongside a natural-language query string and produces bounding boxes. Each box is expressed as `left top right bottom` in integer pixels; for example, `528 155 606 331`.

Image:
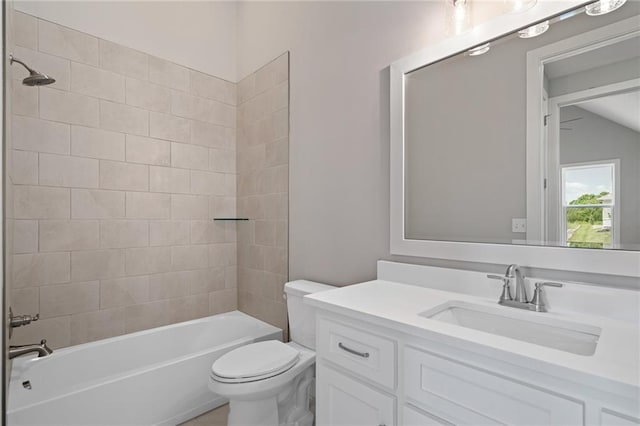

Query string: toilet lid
211 341 299 382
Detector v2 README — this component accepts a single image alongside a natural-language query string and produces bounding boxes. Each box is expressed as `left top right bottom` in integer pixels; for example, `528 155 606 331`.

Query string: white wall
13 0 236 81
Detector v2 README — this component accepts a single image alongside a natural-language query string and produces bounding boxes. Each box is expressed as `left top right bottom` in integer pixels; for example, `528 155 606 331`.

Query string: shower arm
9 55 37 74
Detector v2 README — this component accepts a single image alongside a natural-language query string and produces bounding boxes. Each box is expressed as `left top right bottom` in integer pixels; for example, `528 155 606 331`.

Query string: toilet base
225 367 314 426
228 398 279 426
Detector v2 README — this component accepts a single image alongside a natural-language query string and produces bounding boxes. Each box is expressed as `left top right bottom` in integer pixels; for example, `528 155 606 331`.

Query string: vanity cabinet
314 312 639 426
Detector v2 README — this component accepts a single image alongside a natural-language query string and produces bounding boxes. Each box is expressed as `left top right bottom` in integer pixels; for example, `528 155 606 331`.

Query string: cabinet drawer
317 364 395 426
404 346 584 426
317 318 396 389
403 405 452 426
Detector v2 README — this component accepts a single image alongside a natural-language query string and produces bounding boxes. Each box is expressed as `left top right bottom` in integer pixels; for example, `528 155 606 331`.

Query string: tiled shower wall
8 11 239 348
236 54 290 335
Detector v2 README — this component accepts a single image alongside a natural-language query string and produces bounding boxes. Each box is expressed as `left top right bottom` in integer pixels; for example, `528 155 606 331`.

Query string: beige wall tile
71 126 125 161
210 288 237 315
40 220 99 252
11 150 38 185
272 108 289 141
237 73 256 105
190 220 224 245
124 300 169 333
40 281 100 318
13 220 38 254
265 138 288 167
149 57 189 91
190 70 236 105
72 189 125 219
188 267 225 295
191 121 228 149
99 100 149 136
10 316 70 349
149 221 190 246
255 53 288 95
171 91 218 123
126 135 170 166
150 112 190 143
12 115 70 154
149 166 190 194
40 88 99 127
14 185 70 219
12 252 70 288
12 84 38 117
39 153 99 188
100 275 149 309
167 295 209 323
148 271 188 301
13 12 38 49
12 287 39 315
100 220 149 248
38 20 99 65
71 62 125 102
72 249 125 281
100 160 148 191
126 192 171 219
11 46 71 90
125 246 172 276
210 197 236 218
171 245 209 271
225 266 237 289
171 194 209 219
209 243 237 267
171 142 208 171
254 221 276 246
99 40 148 79
126 78 171 112
209 149 236 173
70 308 125 345
190 170 227 195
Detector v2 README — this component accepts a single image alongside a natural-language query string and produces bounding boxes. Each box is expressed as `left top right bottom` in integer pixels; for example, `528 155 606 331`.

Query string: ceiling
578 90 640 133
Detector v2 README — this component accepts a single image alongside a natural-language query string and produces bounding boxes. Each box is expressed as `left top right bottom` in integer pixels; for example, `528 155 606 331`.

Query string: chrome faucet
488 265 563 312
505 264 527 303
9 339 53 359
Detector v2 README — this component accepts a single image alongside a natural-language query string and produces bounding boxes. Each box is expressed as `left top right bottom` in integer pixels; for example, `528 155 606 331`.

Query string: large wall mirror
390 1 640 277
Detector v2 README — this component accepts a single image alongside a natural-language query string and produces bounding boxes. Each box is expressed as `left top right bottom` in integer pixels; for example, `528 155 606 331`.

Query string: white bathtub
8 311 282 426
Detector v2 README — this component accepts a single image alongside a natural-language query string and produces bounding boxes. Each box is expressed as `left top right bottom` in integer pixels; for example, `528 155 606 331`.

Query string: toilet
209 280 334 426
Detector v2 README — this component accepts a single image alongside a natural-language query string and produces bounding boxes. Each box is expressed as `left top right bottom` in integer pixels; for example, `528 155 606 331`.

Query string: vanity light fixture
467 43 491 56
506 0 537 13
585 0 627 16
447 0 472 36
518 20 550 38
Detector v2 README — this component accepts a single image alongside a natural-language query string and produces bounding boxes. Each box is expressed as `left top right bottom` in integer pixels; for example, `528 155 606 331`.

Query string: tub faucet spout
9 339 53 359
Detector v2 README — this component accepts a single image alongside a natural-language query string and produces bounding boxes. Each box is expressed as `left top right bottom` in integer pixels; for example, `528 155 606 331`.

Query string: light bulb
518 21 550 38
506 0 537 13
446 0 472 36
585 0 627 16
467 43 491 56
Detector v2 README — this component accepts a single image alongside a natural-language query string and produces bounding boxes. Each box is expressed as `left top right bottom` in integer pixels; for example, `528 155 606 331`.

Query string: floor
179 404 229 426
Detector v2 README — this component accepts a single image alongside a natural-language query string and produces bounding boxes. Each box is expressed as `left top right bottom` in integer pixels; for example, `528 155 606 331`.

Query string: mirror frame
390 0 640 277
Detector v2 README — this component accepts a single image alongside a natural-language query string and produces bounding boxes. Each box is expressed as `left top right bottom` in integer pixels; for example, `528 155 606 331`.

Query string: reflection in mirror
403 2 639 251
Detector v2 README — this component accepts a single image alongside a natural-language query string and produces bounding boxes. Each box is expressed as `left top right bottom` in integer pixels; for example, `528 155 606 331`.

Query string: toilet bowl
208 280 334 426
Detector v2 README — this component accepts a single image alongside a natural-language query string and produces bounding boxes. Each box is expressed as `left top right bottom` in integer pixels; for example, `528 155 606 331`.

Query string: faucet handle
530 281 563 312
487 274 513 302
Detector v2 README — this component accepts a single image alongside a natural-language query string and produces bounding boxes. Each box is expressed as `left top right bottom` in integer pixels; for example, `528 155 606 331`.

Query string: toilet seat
211 341 300 384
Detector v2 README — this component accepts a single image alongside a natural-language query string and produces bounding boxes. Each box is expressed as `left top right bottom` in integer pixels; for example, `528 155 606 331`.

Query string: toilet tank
284 280 335 350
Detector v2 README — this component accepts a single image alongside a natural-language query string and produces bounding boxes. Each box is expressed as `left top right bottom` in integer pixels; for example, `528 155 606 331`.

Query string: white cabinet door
404 346 584 426
317 364 395 426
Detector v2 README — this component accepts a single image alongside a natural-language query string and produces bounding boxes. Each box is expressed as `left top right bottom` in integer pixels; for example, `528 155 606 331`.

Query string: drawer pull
338 342 369 358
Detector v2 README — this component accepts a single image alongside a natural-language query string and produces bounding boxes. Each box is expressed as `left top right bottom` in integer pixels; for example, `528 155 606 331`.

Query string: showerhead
9 54 56 86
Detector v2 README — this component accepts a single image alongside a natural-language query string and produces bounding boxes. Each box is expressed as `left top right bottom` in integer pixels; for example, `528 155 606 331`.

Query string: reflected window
561 161 617 248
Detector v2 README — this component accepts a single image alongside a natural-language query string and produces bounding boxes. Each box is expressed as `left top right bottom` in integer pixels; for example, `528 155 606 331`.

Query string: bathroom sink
420 301 601 356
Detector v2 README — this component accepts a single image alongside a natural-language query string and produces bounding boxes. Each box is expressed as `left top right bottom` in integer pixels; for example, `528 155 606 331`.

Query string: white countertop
305 279 640 393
